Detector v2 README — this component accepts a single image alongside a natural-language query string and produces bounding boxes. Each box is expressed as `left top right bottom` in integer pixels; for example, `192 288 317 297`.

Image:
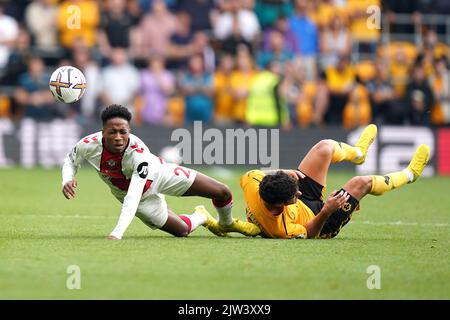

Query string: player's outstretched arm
61 141 85 200
108 163 148 240
304 190 350 239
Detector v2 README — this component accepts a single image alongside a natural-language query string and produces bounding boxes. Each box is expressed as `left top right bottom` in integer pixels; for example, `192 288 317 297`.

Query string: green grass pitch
0 167 449 299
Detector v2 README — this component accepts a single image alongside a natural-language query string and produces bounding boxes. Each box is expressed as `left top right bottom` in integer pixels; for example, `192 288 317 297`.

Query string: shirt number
174 166 190 178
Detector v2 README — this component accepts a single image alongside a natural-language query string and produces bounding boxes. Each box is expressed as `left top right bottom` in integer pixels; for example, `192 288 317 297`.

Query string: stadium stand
0 0 449 128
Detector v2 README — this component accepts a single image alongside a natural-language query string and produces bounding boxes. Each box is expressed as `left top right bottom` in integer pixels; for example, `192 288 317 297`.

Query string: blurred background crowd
0 0 449 129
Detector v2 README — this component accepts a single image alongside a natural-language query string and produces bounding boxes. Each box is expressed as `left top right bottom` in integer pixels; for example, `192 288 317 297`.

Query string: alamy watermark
66 5 81 30
66 265 81 290
367 5 382 30
171 122 279 169
366 265 381 290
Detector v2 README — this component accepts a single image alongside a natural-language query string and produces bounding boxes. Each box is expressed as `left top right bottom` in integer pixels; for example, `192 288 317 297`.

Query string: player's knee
178 231 189 237
313 140 334 159
214 183 232 201
174 225 189 237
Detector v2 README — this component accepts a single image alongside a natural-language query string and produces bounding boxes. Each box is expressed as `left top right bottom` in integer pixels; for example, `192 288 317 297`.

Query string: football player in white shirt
62 104 260 240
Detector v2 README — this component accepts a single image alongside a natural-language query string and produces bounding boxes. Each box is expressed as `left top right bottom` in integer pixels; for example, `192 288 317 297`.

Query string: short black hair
101 104 132 125
259 171 298 205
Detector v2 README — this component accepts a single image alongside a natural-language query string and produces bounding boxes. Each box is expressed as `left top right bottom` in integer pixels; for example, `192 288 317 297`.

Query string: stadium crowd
0 0 449 128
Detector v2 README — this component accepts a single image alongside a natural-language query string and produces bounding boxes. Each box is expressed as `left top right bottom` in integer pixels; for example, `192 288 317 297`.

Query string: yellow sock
331 141 360 163
370 171 411 196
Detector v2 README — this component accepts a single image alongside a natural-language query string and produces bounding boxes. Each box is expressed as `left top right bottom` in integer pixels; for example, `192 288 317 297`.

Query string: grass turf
0 167 449 299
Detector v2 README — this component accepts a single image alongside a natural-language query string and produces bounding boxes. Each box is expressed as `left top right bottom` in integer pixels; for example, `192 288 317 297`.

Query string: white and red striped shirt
62 132 164 238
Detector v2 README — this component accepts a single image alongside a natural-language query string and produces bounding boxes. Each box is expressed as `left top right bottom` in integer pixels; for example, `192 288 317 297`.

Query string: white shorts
137 163 197 229
150 162 197 197
135 194 168 229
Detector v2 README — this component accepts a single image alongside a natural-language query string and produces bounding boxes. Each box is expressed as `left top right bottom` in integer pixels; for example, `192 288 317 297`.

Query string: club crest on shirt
343 202 352 212
106 159 116 168
137 162 149 179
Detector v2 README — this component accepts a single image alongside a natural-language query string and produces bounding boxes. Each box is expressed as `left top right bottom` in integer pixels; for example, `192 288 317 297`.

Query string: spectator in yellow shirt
57 0 100 49
229 49 258 122
322 54 355 125
430 57 450 125
213 54 235 124
389 47 412 98
346 0 380 54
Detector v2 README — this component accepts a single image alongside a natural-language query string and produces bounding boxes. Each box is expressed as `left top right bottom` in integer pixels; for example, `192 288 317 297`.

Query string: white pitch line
349 220 449 227
1 214 449 227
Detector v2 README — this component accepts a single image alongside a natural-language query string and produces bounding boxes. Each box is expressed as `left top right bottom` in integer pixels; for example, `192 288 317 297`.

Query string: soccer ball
49 66 87 103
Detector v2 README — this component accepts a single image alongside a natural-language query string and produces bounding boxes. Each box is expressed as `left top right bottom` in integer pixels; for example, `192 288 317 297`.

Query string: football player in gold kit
205 124 430 239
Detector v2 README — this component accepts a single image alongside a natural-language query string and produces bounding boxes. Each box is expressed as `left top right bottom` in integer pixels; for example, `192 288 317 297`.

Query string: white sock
180 212 207 234
213 198 233 226
403 169 414 182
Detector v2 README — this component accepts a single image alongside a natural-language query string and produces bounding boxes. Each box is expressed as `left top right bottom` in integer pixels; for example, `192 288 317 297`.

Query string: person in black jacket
404 63 435 125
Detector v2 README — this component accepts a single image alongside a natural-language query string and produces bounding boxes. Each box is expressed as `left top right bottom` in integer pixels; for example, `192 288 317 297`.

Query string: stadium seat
296 82 316 128
343 84 371 129
431 76 449 125
0 95 11 118
355 60 376 82
433 43 449 59
167 95 185 126
377 41 418 63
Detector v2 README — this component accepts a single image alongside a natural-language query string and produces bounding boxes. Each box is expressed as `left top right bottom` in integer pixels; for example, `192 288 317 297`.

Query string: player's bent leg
160 208 221 237
159 210 190 237
183 172 260 237
328 124 377 166
353 124 378 165
298 139 334 186
182 172 233 226
298 125 377 186
135 195 206 237
407 144 430 182
319 190 360 239
369 144 430 196
194 205 229 237
341 176 373 201
298 138 362 186
317 177 370 239
319 184 364 239
327 124 377 166
135 194 172 231
183 172 231 201
320 144 430 238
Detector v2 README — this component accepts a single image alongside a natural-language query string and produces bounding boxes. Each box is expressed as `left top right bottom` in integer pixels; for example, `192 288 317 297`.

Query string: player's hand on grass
62 180 77 199
323 190 350 214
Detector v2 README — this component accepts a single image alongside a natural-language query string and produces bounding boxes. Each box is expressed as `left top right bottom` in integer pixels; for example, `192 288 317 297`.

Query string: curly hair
101 104 132 125
259 171 298 205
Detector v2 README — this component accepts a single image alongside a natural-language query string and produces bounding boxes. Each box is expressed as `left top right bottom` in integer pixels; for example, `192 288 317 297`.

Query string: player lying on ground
61 104 260 239
213 124 429 239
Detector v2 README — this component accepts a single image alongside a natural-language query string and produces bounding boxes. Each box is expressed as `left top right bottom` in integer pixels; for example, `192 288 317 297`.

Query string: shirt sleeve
61 140 86 186
240 170 265 189
293 225 308 239
109 160 150 239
